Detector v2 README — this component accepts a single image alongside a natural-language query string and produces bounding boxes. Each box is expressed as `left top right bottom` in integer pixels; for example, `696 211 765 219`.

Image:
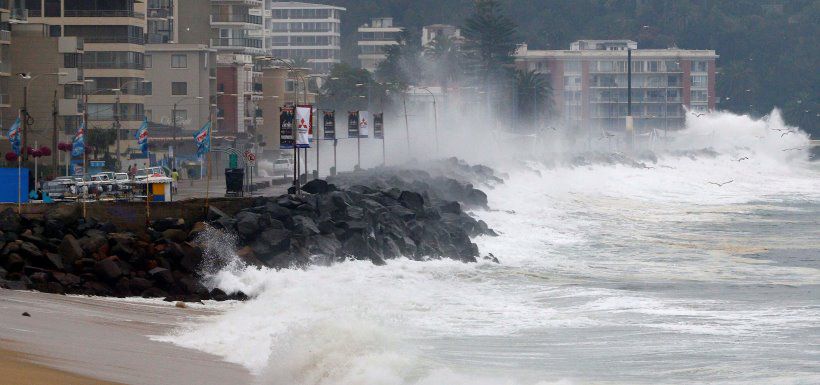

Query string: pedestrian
171 168 179 194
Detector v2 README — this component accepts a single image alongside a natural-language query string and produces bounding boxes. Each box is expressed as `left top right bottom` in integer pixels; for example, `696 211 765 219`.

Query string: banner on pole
279 107 294 149
373 113 384 139
347 111 359 138
323 110 336 140
193 120 211 156
295 105 312 148
71 121 86 158
359 111 370 138
135 117 149 155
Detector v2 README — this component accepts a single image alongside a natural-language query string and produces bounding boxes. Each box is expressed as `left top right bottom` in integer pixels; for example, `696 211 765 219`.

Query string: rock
43 253 64 271
43 282 65 295
53 272 81 287
0 208 21 233
236 246 265 267
44 204 81 225
18 241 44 259
83 281 113 296
399 191 425 212
162 229 188 243
302 179 330 194
175 301 187 308
291 216 320 237
141 287 168 298
235 211 261 237
148 267 174 286
22 312 30 317
256 228 291 253
78 233 107 256
209 288 229 301
178 243 203 273
59 235 84 266
95 257 122 281
4 253 25 273
439 201 461 214
152 217 185 232
189 221 208 239
0 266 6 279
129 277 153 293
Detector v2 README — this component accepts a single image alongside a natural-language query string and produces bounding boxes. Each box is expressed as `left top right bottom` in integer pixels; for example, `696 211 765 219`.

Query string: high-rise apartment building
210 0 265 135
267 1 344 74
515 40 718 132
145 0 216 165
0 0 29 129
357 17 401 73
26 0 148 148
7 22 84 172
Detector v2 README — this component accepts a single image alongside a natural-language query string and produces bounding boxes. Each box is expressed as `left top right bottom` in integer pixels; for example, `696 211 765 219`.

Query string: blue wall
0 168 30 203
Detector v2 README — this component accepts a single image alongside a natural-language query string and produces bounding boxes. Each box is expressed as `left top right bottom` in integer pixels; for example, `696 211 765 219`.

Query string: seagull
781 131 795 137
691 112 706 117
735 157 750 162
782 147 804 152
708 180 734 187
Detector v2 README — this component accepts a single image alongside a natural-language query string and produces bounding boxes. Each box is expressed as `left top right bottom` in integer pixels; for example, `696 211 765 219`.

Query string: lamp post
171 96 204 169
17 72 68 162
417 87 439 156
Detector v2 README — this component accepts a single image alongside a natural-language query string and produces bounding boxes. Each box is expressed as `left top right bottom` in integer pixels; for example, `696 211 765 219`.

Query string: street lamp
171 95 204 168
417 86 439 156
17 72 68 161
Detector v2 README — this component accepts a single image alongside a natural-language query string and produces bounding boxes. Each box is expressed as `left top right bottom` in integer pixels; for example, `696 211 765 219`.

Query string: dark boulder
235 211 261 238
0 208 21 233
399 191 425 212
95 257 123 281
302 179 330 194
44 204 82 226
59 234 84 266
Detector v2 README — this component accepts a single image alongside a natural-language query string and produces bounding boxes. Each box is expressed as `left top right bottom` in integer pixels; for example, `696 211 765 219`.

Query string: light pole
171 95 204 169
418 87 439 156
112 79 145 171
17 72 68 162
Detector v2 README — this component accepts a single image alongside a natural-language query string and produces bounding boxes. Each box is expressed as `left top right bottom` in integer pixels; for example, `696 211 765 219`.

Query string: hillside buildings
515 40 718 132
266 1 344 74
357 17 402 73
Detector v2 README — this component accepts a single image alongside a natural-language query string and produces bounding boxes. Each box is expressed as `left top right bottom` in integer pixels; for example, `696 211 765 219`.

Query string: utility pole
115 91 121 171
51 90 58 174
172 101 178 169
627 48 634 150
21 85 28 161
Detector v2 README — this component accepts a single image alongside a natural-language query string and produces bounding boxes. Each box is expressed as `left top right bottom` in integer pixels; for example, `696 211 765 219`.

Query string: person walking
171 168 180 194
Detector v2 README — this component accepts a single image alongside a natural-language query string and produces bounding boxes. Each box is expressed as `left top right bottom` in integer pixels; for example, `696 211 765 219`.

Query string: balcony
0 29 9 43
83 35 144 44
147 8 173 19
211 37 263 50
211 13 263 26
63 10 145 19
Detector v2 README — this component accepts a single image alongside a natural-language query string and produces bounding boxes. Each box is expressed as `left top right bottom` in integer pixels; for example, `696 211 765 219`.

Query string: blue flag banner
7 117 21 155
135 117 149 155
194 120 211 156
71 121 85 157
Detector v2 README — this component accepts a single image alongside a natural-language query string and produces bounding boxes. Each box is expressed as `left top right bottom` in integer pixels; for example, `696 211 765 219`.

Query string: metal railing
63 10 145 18
0 29 10 42
211 37 263 49
83 35 145 44
211 13 262 25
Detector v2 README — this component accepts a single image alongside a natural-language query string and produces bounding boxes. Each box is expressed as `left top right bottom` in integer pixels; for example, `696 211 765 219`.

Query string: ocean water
158 111 820 385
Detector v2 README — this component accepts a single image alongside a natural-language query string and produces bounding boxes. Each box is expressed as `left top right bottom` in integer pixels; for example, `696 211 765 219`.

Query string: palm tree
462 0 518 82
514 69 552 127
424 34 463 88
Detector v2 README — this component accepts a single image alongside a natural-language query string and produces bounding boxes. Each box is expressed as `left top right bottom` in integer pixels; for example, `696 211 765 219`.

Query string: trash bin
225 168 245 197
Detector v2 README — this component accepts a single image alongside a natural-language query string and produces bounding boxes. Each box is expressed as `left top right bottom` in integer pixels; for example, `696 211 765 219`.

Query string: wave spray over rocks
154 110 820 385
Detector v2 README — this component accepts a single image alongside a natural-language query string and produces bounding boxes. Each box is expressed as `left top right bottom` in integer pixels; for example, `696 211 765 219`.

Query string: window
692 60 708 73
691 90 708 102
174 110 188 123
691 75 707 88
143 81 153 95
647 61 660 72
145 110 153 121
145 55 152 68
171 54 187 69
171 82 187 96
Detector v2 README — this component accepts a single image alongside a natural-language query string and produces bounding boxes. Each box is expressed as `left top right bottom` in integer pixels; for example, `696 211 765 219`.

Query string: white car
272 158 293 178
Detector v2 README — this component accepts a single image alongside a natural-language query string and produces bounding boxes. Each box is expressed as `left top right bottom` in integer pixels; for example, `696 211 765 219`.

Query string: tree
375 30 423 88
514 69 552 127
320 63 388 113
424 34 464 88
461 0 518 82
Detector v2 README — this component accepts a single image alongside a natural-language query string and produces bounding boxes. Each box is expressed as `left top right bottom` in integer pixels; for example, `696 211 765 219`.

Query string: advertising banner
348 111 359 138
373 113 384 139
359 111 371 138
323 110 336 140
296 105 313 148
279 107 294 149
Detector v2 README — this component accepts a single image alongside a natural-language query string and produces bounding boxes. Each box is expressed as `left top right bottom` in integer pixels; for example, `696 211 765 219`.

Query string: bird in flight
735 157 750 162
691 112 706 117
782 147 804 152
708 180 734 187
781 131 796 137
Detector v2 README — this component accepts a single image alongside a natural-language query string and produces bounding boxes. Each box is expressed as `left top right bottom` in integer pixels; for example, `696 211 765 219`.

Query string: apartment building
0 0 28 131
26 0 148 154
145 0 216 165
210 0 265 136
267 1 344 74
6 23 83 172
357 17 401 73
515 40 718 132
421 24 462 49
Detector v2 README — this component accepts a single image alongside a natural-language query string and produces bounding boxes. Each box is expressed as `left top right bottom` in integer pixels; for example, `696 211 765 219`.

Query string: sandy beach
0 289 252 385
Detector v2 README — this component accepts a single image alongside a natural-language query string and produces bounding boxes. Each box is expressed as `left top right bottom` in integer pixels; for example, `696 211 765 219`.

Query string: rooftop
269 1 346 11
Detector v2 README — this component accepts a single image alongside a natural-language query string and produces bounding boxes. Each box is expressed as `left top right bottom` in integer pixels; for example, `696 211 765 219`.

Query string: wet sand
0 290 252 385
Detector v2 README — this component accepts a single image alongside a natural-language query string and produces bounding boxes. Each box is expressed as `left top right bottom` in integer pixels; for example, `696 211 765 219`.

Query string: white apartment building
266 1 344 74
357 17 402 73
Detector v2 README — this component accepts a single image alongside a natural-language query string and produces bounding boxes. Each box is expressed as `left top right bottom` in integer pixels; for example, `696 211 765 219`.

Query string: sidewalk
173 175 290 200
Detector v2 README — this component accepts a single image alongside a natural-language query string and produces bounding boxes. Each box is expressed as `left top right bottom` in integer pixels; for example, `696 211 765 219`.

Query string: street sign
89 161 105 167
